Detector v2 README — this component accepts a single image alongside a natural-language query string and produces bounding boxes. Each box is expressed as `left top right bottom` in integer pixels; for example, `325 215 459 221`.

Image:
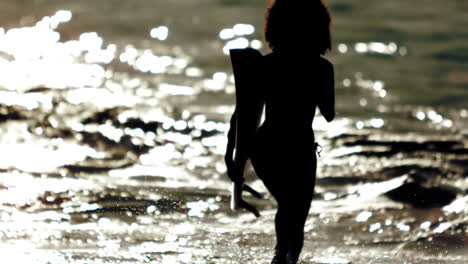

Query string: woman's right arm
225 108 244 183
317 61 335 122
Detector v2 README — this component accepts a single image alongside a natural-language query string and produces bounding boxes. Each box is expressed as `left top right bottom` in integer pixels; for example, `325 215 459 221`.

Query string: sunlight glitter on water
219 23 255 40
150 26 169 41
220 23 258 55
314 256 351 264
354 42 400 56
356 211 372 222
186 200 219 217
396 223 411 232
0 90 53 110
0 2 466 263
119 45 190 76
1 10 196 100
443 196 467 214
66 88 138 108
159 83 195 96
411 109 454 129
222 37 249 55
0 171 93 205
354 74 387 98
0 142 98 173
0 12 119 91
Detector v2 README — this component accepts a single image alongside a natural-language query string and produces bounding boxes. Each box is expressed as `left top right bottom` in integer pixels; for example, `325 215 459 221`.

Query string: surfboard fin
243 184 263 199
230 182 262 218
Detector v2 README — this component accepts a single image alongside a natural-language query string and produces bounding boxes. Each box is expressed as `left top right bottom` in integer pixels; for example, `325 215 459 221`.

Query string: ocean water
0 0 466 263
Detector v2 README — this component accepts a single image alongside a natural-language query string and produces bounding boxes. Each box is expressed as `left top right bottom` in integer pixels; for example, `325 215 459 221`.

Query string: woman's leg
250 149 287 263
271 204 288 264
284 155 316 263
250 140 316 264
285 197 312 263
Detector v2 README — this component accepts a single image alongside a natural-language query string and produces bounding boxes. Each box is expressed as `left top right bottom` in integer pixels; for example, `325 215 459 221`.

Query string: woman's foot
271 250 287 264
271 256 285 264
285 253 299 264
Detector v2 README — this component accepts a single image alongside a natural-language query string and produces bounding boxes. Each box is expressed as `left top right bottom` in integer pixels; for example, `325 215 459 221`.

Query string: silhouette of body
250 51 334 264
225 1 334 263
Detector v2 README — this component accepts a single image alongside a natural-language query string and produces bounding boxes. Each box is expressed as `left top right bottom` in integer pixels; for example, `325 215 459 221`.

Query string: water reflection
354 118 385 130
420 221 431 230
369 222 382 233
356 211 372 222
396 223 411 232
219 23 255 40
0 91 53 110
337 41 407 56
159 83 194 96
222 37 249 55
354 73 387 98
337 43 348 54
412 109 454 128
0 3 466 264
0 11 112 90
150 26 169 41
219 23 261 54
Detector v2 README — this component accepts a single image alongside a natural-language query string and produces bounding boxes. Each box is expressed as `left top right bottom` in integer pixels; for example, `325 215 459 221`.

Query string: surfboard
225 48 264 217
231 48 264 157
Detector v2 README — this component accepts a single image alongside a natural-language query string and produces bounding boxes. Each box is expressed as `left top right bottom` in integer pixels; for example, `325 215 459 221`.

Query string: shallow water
0 0 467 263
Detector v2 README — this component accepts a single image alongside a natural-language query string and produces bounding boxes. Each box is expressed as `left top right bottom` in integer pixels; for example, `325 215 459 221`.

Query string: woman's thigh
250 147 317 201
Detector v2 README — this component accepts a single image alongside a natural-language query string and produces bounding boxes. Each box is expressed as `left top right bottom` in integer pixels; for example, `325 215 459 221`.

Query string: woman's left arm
225 108 240 182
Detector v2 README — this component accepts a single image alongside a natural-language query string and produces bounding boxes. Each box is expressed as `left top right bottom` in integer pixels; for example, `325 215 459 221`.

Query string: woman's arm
317 61 335 122
225 108 242 182
225 107 262 217
224 107 252 184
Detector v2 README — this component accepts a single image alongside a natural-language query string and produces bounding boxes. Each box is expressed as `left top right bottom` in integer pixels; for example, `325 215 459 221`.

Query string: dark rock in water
38 191 69 206
0 105 26 122
120 134 152 154
385 182 457 208
130 175 166 182
317 176 363 186
82 107 122 125
79 131 150 156
121 118 161 133
194 129 219 139
449 159 468 175
39 127 75 139
82 108 163 134
80 130 122 150
24 87 52 93
67 157 134 170
62 162 133 174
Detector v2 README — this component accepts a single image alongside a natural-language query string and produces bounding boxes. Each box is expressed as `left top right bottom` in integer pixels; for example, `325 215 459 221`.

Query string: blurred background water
0 0 467 263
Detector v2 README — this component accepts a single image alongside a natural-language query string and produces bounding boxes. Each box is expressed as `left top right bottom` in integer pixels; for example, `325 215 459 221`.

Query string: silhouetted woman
225 0 334 263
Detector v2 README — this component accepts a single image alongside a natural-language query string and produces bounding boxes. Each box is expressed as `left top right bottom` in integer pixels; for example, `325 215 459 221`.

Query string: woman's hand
226 161 245 184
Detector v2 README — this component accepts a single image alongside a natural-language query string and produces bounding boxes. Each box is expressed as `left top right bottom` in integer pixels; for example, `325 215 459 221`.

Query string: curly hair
264 0 332 55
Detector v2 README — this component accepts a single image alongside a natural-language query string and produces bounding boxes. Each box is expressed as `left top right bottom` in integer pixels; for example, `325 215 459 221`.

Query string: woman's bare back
250 51 333 198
